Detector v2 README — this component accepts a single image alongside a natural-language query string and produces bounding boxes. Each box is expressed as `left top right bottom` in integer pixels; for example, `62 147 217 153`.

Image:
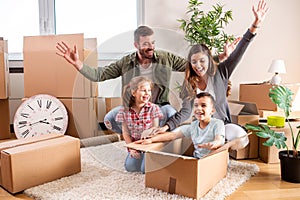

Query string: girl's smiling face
132 81 152 105
190 52 209 77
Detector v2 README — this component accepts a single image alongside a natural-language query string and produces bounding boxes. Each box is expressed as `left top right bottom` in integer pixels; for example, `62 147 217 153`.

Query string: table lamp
268 59 286 85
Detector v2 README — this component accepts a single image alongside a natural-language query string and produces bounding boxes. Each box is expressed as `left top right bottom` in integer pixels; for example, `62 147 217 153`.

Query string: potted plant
177 0 235 55
245 85 300 183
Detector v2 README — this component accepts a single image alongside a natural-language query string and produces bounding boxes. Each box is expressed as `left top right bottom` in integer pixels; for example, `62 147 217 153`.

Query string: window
0 0 137 54
0 0 39 53
55 0 137 47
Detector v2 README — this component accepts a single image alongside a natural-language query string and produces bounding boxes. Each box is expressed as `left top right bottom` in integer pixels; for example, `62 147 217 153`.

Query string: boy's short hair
195 92 215 106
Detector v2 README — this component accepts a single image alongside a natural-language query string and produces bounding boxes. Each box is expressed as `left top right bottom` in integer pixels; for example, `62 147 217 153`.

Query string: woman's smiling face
190 52 209 77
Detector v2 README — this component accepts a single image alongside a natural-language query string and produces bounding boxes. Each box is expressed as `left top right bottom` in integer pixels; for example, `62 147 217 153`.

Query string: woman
158 0 269 148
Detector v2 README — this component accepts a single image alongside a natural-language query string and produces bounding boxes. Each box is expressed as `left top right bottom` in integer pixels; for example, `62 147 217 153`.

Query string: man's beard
139 48 154 60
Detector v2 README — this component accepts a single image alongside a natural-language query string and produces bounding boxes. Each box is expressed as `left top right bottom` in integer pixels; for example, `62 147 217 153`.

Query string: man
56 25 235 134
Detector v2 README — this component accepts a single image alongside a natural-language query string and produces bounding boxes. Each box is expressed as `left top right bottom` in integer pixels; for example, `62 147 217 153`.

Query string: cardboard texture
60 98 98 139
105 97 122 113
23 34 98 98
228 100 259 159
0 40 9 99
127 138 228 199
0 133 63 186
259 122 297 163
0 99 11 139
239 83 300 111
0 134 81 193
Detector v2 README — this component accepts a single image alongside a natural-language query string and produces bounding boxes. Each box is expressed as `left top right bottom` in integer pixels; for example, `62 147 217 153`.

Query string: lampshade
268 59 286 74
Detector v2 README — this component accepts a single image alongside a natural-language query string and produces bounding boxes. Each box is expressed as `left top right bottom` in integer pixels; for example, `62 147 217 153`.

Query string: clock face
13 94 68 139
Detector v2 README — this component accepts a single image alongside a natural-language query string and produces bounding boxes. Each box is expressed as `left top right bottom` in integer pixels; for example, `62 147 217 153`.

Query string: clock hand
39 120 50 124
29 119 48 126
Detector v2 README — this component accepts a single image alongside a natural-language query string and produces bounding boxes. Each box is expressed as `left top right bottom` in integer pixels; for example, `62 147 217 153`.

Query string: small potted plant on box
245 85 300 183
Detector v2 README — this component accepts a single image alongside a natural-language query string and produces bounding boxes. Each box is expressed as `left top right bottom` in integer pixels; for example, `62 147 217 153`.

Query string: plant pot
279 150 300 183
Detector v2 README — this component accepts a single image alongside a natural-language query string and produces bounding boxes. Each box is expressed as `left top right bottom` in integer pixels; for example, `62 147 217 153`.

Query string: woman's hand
252 0 269 27
56 41 83 71
134 139 152 145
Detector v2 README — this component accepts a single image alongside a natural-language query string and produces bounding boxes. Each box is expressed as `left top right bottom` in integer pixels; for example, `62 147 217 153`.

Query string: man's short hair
134 26 154 43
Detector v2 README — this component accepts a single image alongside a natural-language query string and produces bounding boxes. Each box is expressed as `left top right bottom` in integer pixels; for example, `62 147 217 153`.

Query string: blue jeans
103 104 177 134
125 152 145 173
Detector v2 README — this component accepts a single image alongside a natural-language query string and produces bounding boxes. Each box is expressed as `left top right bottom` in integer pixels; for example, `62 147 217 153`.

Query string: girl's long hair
122 76 153 109
183 44 217 98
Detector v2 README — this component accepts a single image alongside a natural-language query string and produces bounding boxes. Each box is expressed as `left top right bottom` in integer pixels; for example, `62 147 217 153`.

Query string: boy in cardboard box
135 92 225 158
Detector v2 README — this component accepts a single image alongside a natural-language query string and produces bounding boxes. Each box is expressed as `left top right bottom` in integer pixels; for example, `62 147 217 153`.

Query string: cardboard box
0 40 9 99
60 98 98 139
0 134 80 193
0 99 11 139
228 100 259 159
0 133 63 185
239 83 300 111
259 122 297 163
127 138 228 199
105 97 122 113
23 34 97 98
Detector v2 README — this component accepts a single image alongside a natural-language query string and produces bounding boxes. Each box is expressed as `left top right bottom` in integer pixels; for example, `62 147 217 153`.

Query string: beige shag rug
24 141 259 200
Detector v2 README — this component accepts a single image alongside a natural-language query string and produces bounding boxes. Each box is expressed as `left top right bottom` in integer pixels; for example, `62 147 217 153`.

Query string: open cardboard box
228 100 259 159
0 134 81 193
126 137 228 199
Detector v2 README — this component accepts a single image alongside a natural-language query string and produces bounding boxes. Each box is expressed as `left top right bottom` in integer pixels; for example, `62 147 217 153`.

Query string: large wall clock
13 94 68 139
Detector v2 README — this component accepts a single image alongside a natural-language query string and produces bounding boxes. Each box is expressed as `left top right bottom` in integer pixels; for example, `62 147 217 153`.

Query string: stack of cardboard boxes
239 83 300 163
23 34 99 139
0 39 11 140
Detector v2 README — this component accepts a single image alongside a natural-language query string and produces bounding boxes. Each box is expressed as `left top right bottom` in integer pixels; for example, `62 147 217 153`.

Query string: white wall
144 0 300 100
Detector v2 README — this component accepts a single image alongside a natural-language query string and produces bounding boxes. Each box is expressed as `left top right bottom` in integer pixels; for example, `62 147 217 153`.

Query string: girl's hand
129 149 141 159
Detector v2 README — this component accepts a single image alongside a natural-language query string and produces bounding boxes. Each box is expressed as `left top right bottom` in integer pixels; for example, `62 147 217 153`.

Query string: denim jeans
124 152 145 173
103 104 177 134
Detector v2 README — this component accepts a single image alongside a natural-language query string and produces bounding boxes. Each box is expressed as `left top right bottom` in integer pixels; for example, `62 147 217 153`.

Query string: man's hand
56 41 83 71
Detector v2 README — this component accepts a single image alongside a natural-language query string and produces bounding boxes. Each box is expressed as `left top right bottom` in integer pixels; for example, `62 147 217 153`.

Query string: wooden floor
1 159 300 200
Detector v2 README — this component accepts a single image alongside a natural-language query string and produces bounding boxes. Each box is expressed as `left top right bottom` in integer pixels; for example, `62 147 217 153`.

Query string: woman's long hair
183 44 217 97
122 76 153 109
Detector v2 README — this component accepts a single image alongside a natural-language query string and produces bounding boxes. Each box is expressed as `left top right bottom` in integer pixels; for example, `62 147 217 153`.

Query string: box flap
125 142 167 152
0 133 63 152
228 100 259 115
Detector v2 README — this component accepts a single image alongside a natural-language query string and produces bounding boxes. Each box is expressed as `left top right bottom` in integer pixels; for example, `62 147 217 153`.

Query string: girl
115 76 163 173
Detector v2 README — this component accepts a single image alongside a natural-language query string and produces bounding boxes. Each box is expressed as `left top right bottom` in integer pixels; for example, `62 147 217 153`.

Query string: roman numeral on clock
37 99 42 108
46 100 52 109
27 105 34 111
53 125 62 131
54 117 63 121
21 129 30 138
18 121 27 128
21 113 29 118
